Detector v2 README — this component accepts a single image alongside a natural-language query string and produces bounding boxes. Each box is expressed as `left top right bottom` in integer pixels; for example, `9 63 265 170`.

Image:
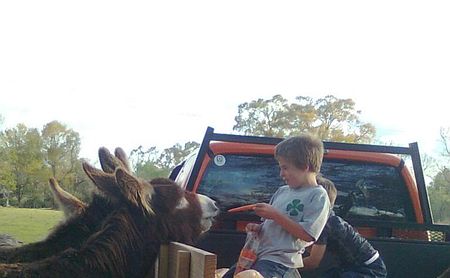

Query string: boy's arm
253 203 314 242
302 244 327 270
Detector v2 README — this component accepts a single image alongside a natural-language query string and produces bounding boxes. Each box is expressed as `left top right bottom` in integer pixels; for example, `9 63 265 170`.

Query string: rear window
196 154 415 222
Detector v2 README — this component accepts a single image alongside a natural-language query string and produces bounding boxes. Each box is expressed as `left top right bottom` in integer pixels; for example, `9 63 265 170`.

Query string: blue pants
322 257 387 278
222 259 291 278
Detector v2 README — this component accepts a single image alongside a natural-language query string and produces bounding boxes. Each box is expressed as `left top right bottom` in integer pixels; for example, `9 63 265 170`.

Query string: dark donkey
0 147 219 277
0 148 129 264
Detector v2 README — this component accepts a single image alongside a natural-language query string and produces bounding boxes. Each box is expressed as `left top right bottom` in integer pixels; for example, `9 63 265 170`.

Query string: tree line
0 120 198 208
0 95 449 223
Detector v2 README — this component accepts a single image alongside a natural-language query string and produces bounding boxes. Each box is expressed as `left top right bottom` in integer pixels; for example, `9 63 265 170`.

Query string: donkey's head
147 177 219 242
82 147 219 242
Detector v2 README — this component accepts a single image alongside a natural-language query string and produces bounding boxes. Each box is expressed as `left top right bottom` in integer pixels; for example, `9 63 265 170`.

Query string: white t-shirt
256 185 330 268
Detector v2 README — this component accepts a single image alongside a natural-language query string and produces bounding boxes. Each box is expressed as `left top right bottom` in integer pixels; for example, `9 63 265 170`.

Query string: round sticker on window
213 155 226 166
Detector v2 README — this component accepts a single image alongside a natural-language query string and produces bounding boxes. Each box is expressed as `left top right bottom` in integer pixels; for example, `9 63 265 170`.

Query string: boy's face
277 157 308 188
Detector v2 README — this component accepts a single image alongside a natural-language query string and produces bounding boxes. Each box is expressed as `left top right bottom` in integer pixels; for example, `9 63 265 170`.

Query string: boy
223 134 331 278
302 176 387 278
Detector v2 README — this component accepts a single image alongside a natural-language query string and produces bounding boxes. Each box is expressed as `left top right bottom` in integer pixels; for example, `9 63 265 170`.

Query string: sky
1 1 449 163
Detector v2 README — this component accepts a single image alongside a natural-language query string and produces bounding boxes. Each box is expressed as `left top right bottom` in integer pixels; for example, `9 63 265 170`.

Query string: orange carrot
228 204 257 213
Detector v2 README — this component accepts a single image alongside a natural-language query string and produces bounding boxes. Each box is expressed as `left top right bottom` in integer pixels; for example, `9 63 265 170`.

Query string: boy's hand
253 203 280 220
245 223 261 233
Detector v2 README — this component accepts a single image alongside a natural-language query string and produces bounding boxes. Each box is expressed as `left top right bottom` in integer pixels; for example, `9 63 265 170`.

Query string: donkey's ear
49 178 86 218
114 147 131 172
98 147 127 174
82 161 122 201
115 168 154 215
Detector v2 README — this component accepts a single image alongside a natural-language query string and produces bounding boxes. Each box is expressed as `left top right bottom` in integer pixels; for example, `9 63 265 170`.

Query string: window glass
197 155 283 209
322 161 414 222
197 154 415 222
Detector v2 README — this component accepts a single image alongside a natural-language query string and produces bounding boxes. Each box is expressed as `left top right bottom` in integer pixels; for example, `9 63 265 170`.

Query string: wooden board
155 242 217 278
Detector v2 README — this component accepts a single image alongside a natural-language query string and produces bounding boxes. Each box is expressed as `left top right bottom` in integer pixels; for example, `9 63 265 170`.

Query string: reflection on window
197 155 415 222
197 155 283 210
322 161 414 222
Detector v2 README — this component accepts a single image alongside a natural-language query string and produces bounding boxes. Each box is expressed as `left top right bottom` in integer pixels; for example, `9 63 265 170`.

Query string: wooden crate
154 242 217 278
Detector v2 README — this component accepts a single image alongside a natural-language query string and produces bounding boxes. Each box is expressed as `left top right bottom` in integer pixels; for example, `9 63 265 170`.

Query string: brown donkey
0 148 131 264
0 147 219 277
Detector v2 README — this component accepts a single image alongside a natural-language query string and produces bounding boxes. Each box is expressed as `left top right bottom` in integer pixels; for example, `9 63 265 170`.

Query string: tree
0 115 12 206
0 120 89 207
42 121 81 178
70 161 94 203
233 94 376 143
421 153 439 181
41 121 82 206
430 127 450 223
440 127 450 159
130 146 168 180
428 167 450 224
130 142 200 180
157 141 199 170
427 126 450 224
0 124 48 206
0 140 14 201
233 94 290 137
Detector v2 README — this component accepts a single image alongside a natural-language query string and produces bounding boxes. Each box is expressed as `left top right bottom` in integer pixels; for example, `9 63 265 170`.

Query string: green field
0 207 64 244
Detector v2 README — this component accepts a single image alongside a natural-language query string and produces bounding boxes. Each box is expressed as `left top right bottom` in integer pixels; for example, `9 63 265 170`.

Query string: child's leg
252 259 289 278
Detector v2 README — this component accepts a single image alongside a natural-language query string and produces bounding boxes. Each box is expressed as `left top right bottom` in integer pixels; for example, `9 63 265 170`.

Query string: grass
0 207 64 244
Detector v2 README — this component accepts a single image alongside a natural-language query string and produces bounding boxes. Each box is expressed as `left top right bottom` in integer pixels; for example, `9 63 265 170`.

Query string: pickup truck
170 127 450 278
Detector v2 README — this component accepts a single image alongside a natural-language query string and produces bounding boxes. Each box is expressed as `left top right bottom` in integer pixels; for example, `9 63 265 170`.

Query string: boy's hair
317 174 337 206
274 133 324 173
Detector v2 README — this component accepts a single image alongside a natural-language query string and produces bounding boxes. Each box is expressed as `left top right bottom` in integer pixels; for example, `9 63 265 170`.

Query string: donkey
0 179 117 264
0 147 219 277
0 148 130 264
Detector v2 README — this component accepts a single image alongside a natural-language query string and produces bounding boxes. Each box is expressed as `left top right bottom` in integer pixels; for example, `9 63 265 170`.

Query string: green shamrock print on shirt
286 199 304 216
